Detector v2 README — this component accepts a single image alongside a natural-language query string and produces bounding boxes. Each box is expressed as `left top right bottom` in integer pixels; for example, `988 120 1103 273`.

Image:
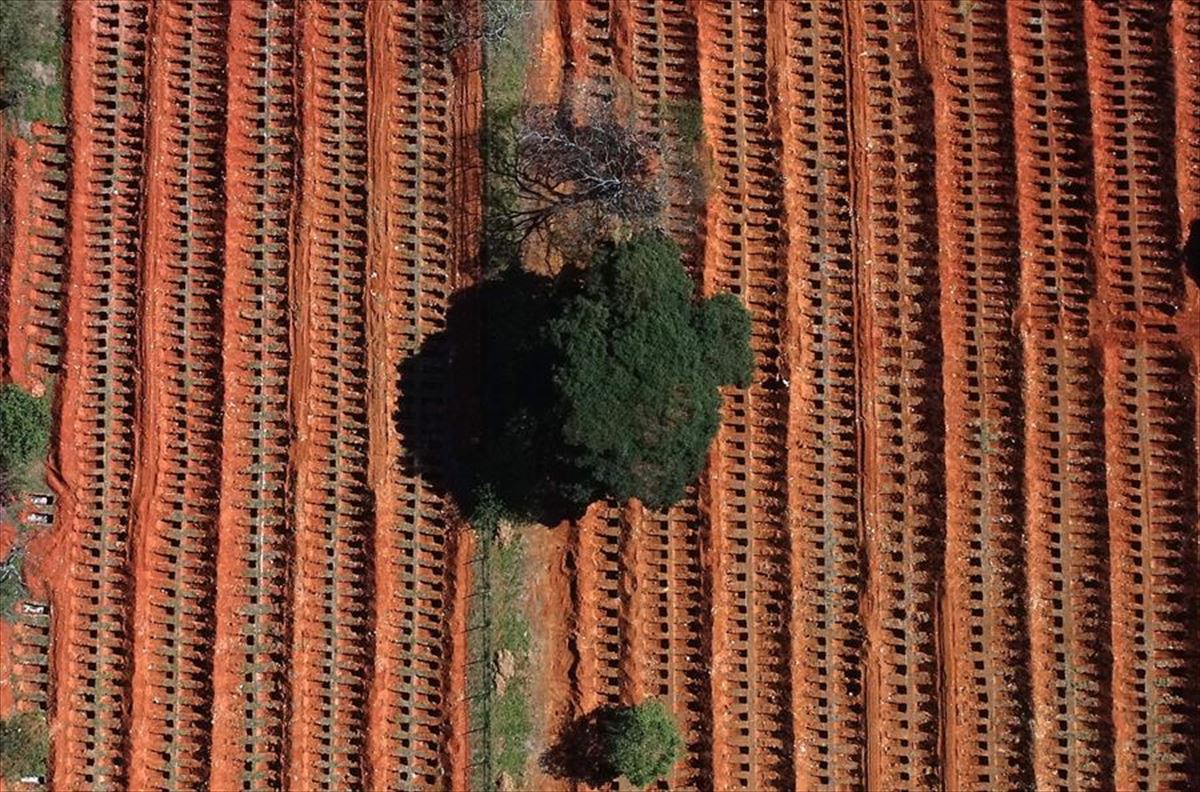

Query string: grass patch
663 98 703 148
0 711 48 782
481 0 533 272
467 498 534 790
468 3 540 787
0 0 65 127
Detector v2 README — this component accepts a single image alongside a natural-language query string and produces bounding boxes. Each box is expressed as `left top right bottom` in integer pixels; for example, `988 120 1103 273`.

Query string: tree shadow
396 268 589 524
1184 219 1200 286
538 706 622 786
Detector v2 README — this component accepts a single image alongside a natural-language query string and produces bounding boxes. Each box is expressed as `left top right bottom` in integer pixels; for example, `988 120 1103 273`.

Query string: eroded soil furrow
845 1 945 788
772 2 866 789
1084 2 1200 789
288 2 374 788
924 2 1031 789
4 126 69 390
1006 3 1114 788
50 1 150 787
127 2 228 786
696 2 794 788
209 1 298 788
365 1 472 788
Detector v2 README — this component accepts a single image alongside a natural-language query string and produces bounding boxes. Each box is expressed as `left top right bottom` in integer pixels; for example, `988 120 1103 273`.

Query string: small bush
603 701 682 788
0 711 48 781
0 384 51 491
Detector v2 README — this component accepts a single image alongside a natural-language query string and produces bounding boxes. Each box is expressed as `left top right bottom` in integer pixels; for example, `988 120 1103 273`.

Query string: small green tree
0 384 51 501
0 711 49 781
603 701 683 788
549 231 752 509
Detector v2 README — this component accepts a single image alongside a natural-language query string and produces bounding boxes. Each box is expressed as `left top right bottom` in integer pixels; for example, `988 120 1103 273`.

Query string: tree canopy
548 232 751 510
401 232 752 523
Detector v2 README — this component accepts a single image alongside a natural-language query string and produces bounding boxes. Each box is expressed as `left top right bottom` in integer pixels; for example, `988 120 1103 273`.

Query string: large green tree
409 232 752 522
547 231 752 510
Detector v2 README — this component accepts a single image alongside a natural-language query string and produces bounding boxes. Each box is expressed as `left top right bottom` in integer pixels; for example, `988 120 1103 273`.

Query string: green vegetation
0 384 51 503
603 700 683 788
527 232 750 513
663 98 704 147
0 0 65 127
0 549 28 620
408 234 752 523
467 495 534 790
468 3 537 786
0 711 48 781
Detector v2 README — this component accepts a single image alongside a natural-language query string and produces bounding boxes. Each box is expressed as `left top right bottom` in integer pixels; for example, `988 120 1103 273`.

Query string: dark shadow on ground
538 706 622 786
396 268 589 524
1184 219 1200 286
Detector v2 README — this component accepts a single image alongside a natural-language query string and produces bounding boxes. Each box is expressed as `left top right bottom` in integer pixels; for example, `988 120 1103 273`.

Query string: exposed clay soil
0 1 1198 791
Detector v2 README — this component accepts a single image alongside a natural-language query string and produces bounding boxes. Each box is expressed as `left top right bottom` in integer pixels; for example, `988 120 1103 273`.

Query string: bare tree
441 0 533 52
491 104 662 251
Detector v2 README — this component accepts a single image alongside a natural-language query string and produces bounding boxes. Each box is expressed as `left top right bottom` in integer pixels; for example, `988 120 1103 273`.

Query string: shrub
0 384 51 486
603 701 682 788
0 712 48 781
548 231 752 509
